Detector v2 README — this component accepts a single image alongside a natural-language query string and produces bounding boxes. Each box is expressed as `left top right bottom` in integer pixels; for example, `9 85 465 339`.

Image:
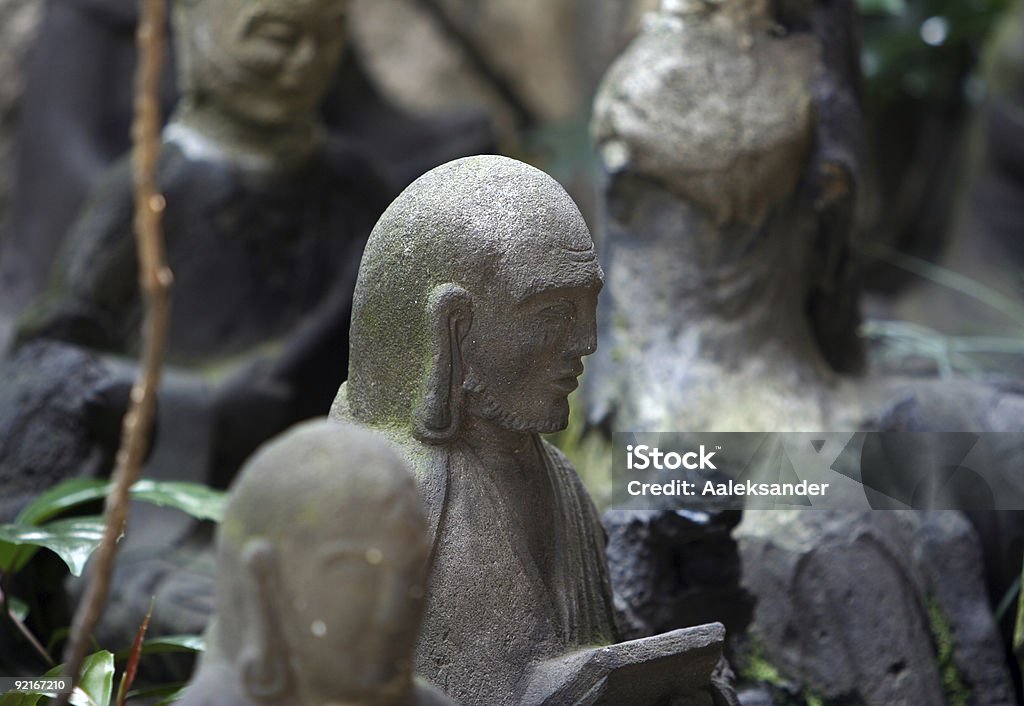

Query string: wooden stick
56 0 171 699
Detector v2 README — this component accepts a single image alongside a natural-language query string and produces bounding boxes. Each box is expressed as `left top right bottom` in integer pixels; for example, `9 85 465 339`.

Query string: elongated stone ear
414 284 472 444
238 540 292 701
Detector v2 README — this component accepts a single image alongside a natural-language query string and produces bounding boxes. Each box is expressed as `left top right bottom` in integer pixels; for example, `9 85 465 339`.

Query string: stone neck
603 188 829 377
166 103 324 174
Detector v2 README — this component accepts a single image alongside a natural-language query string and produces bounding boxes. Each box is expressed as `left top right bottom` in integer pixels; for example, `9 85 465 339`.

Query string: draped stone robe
331 393 618 706
422 440 616 704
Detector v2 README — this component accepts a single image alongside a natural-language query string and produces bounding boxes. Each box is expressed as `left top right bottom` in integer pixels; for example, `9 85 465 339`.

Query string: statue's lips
550 363 584 393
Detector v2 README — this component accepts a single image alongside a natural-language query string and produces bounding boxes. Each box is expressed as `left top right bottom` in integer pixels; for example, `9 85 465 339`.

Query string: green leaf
14 479 225 528
0 480 222 577
114 634 204 662
15 479 109 526
0 517 105 576
0 652 113 706
129 481 225 523
69 651 115 706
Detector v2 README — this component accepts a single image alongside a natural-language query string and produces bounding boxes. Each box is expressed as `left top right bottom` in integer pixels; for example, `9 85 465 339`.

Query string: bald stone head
346 155 603 441
209 419 430 705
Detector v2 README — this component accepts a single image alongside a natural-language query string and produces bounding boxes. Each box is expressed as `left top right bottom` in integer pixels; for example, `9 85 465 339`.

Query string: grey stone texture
331 154 736 705
0 341 118 521
736 510 1016 706
586 0 864 434
179 419 455 706
604 508 754 642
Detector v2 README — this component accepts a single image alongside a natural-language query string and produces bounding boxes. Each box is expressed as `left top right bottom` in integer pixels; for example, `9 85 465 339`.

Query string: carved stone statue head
173 0 349 129
194 419 431 705
345 155 603 441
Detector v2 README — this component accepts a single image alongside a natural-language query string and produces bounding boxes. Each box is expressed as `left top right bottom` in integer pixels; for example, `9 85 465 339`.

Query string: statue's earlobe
414 284 472 443
238 540 291 702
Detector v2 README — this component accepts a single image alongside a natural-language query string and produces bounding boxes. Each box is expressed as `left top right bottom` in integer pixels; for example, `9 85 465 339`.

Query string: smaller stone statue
179 419 454 706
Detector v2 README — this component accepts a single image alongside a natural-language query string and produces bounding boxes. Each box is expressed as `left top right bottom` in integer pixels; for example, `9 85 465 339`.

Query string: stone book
520 623 727 706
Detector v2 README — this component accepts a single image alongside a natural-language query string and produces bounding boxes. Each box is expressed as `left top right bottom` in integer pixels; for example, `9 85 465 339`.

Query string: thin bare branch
56 0 172 700
0 582 54 667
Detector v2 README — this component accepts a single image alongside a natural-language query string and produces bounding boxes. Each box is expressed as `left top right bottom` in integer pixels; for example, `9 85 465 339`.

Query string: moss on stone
926 593 971 706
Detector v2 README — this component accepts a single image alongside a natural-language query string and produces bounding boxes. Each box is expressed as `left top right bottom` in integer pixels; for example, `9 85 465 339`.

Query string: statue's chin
468 391 569 435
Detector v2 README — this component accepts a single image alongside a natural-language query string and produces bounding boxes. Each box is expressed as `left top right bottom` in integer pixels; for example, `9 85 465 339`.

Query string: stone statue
179 419 454 706
587 3 1019 703
0 0 493 344
331 155 738 706
15 0 393 483
587 0 864 434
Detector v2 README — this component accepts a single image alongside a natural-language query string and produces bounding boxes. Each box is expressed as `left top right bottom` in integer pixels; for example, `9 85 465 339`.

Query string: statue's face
281 505 427 700
183 0 348 127
462 248 603 434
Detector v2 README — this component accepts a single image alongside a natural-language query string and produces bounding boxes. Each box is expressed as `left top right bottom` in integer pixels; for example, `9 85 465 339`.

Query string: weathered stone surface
522 623 735 706
0 0 177 327
0 341 118 521
331 154 736 705
736 510 1016 706
586 0 864 434
179 419 454 706
604 508 753 642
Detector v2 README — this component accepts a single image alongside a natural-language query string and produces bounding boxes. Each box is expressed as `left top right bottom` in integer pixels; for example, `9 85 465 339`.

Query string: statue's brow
515 280 602 304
